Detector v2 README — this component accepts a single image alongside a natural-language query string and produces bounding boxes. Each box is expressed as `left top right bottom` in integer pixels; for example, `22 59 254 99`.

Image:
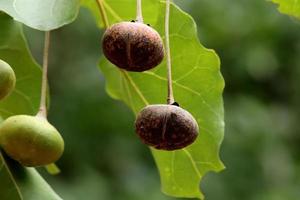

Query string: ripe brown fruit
102 21 164 72
0 59 16 100
135 104 199 150
0 115 64 167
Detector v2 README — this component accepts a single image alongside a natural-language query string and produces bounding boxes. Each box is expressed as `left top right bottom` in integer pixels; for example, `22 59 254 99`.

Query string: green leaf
0 13 41 118
0 151 62 200
269 0 300 19
97 2 225 199
81 0 159 27
0 0 80 31
0 13 61 200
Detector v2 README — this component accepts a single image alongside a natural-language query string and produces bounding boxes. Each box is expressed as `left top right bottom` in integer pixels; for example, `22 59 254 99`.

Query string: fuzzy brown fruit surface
135 105 199 150
0 115 64 167
0 59 16 100
102 21 164 72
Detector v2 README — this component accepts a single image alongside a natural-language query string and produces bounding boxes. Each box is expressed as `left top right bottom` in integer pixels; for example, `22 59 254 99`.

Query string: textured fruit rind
102 22 164 72
135 104 199 150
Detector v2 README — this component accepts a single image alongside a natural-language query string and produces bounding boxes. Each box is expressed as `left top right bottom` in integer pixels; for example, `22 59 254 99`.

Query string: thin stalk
96 0 109 28
165 0 174 104
37 31 50 118
136 0 143 23
37 31 60 174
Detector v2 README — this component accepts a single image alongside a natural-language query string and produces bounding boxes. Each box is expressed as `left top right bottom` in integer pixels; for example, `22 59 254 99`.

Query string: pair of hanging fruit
0 45 64 167
102 4 199 150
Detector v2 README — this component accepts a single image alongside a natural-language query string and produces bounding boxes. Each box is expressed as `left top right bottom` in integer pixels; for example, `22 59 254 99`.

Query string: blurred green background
24 0 300 199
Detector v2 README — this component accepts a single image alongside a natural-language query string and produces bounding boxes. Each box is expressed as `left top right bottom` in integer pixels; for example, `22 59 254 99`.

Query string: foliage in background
0 152 61 200
270 0 300 19
1 0 300 199
182 0 300 199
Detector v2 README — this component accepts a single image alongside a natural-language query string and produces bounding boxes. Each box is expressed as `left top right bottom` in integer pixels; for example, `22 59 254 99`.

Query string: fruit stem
136 0 144 23
165 0 174 104
96 0 109 28
37 31 50 118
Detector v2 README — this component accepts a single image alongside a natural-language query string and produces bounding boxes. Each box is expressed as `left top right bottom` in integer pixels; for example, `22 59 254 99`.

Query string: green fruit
0 59 16 100
0 115 64 167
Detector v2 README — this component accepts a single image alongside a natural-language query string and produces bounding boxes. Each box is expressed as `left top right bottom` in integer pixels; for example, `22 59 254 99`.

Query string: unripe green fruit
0 115 64 167
0 59 16 100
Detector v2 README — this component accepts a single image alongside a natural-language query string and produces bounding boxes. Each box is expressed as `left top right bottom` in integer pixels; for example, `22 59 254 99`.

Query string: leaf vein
182 148 201 178
171 151 182 189
142 71 222 120
13 89 36 113
0 108 15 116
122 71 149 106
122 73 137 114
102 0 122 22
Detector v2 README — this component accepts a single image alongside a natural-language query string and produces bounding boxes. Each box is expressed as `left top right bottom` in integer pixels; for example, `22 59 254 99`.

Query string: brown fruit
102 21 164 72
0 115 64 167
135 104 199 150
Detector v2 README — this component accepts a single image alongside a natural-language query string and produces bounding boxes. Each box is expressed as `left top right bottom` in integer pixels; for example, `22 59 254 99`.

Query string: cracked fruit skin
102 21 164 72
0 115 64 167
135 104 199 150
0 59 16 100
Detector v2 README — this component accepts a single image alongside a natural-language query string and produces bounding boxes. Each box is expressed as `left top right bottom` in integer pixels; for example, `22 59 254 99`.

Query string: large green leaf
0 13 61 200
0 151 62 200
0 13 41 118
97 2 225 199
0 0 80 30
269 0 300 19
